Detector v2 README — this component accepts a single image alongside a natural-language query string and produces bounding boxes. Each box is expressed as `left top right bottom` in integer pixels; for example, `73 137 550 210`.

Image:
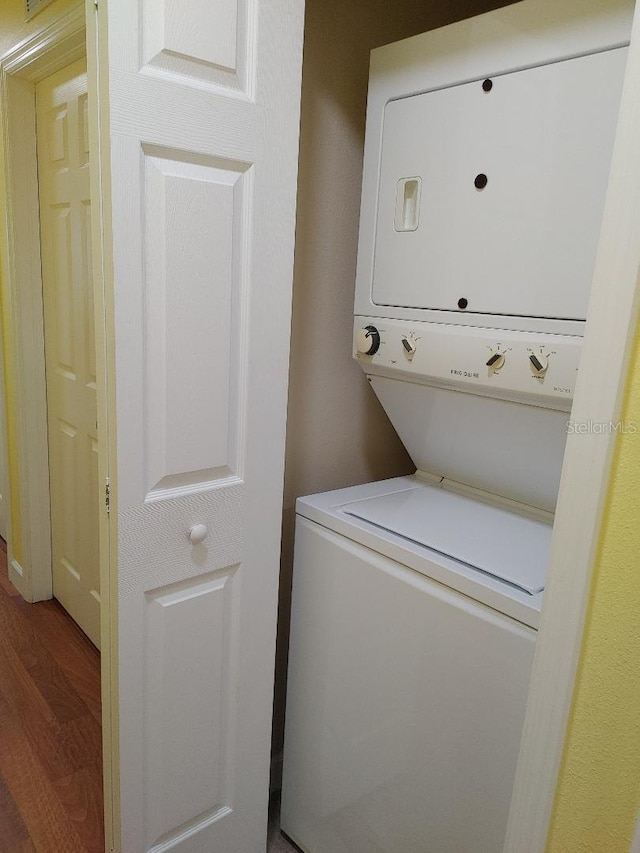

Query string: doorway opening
0 6 110 851
36 56 101 649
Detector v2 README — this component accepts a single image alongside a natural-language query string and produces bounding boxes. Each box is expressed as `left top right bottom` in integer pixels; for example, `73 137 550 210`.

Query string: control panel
354 316 581 410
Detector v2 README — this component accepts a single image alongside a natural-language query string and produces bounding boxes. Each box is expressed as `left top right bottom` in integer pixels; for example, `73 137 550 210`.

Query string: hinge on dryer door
105 478 110 514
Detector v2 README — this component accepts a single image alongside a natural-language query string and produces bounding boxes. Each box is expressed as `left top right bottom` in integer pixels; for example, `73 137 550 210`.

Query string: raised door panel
143 149 248 496
141 0 251 92
144 566 240 849
52 207 75 373
48 104 69 164
82 200 97 389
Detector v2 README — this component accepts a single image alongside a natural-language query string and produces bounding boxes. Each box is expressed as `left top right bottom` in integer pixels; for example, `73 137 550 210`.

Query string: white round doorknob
189 524 208 545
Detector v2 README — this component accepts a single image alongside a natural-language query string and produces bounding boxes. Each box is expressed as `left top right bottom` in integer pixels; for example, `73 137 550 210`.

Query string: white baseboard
8 558 28 600
631 813 640 853
9 558 23 577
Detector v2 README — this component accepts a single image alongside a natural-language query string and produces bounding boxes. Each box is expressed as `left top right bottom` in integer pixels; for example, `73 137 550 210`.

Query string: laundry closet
276 0 515 768
276 1 633 851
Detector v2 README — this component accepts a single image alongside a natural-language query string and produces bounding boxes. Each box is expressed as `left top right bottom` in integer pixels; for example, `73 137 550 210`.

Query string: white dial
486 350 505 371
401 335 417 357
529 352 549 374
356 325 381 356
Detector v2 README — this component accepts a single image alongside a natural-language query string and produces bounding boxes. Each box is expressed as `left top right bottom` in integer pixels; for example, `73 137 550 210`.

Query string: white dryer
281 1 633 851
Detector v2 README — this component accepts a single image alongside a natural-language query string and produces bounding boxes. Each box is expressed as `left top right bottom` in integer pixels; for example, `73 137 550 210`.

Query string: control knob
529 353 549 375
401 335 417 357
486 351 505 371
356 325 381 356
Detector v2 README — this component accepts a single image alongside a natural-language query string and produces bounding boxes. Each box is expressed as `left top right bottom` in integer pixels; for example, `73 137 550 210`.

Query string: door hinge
105 478 110 514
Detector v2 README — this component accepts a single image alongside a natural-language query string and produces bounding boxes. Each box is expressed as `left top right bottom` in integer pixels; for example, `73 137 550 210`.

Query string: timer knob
401 335 417 357
529 353 548 375
356 325 381 356
486 351 505 371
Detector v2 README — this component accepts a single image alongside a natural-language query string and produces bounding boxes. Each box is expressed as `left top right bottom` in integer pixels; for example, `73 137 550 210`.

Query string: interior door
92 0 305 850
36 59 101 649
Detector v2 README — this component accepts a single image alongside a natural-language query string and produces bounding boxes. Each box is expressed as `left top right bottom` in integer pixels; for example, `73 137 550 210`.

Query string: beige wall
274 0 516 760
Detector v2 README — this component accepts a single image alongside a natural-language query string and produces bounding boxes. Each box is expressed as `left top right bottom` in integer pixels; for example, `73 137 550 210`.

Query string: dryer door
372 48 626 320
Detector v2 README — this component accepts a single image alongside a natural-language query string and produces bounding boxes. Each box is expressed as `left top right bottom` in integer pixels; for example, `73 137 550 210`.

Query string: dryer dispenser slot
394 177 422 232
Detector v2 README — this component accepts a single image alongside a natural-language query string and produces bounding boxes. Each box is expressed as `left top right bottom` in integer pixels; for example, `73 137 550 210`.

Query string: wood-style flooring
0 539 103 852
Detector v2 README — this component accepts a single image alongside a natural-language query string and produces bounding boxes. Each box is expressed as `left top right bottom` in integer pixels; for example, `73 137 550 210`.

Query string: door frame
0 4 115 850
0 308 9 543
504 4 640 850
0 5 89 602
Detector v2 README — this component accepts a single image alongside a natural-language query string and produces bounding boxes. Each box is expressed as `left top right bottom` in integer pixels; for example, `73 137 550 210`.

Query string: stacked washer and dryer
281 2 633 851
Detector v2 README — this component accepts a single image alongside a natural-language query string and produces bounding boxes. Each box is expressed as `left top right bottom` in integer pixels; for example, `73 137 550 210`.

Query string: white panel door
95 0 304 850
36 60 101 648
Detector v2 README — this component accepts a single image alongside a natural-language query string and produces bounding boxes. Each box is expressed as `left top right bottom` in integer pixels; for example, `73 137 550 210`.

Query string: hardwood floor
0 540 103 852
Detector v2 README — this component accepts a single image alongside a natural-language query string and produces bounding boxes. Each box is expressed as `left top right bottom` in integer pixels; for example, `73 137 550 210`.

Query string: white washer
281 476 545 853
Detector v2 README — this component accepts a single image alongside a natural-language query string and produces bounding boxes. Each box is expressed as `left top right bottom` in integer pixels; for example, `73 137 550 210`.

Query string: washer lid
342 485 551 595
